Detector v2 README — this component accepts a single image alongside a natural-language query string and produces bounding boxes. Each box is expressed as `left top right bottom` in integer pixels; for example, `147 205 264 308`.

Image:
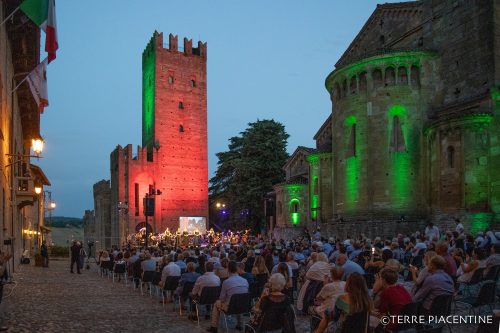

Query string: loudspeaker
143 197 155 216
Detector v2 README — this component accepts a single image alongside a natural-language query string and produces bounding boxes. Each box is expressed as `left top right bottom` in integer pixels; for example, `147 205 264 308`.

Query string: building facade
0 1 52 269
90 32 209 247
275 0 500 238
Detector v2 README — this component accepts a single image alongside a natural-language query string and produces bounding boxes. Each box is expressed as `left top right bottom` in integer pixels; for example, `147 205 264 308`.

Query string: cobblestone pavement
0 259 493 332
1 259 311 333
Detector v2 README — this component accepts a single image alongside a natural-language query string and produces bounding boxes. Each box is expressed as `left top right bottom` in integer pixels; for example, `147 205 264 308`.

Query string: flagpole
10 58 48 94
11 72 31 94
0 6 20 27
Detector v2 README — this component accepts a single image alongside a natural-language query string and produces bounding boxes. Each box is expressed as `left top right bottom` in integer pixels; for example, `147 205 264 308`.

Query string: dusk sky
38 0 401 217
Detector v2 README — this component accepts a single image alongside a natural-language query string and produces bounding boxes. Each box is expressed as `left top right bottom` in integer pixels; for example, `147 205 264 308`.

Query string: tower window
168 76 174 84
391 116 406 152
178 102 184 109
179 125 184 132
347 124 356 157
447 146 455 168
190 79 196 87
134 183 139 216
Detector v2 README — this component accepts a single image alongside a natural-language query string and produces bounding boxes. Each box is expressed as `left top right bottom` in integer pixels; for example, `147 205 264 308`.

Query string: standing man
40 241 49 268
70 241 81 274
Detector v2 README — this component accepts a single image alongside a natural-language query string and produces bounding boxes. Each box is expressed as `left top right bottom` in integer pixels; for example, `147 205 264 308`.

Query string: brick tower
140 31 208 231
110 32 207 245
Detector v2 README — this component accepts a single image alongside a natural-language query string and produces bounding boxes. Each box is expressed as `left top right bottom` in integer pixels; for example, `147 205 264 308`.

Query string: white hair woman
248 273 292 331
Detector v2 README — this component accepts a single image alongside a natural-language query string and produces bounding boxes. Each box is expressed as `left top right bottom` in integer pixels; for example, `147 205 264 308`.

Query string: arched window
342 79 347 97
358 72 367 92
391 116 406 151
168 76 174 84
447 146 455 168
385 67 396 86
347 124 356 157
290 199 300 224
179 125 184 132
289 199 300 213
190 79 196 87
372 69 383 88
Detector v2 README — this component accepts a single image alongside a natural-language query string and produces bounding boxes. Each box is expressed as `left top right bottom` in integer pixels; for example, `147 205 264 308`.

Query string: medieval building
0 1 53 268
274 0 500 238
90 32 209 248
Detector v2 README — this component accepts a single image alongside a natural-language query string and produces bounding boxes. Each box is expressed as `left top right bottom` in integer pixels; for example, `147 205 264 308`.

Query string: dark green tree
209 119 289 232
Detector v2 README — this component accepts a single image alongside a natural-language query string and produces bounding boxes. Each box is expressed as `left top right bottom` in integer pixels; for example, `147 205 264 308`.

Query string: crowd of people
95 220 500 332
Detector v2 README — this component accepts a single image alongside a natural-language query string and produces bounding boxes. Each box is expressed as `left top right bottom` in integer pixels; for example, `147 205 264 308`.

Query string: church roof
335 1 423 69
313 114 332 140
282 146 316 171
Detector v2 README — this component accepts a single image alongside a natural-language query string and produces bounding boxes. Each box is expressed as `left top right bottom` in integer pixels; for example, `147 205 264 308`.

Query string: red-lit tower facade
110 32 208 246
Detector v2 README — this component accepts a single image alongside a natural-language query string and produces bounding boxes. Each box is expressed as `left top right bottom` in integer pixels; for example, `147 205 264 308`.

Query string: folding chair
140 271 155 296
173 281 195 315
162 276 181 307
456 280 496 315
113 263 127 284
221 293 252 333
193 286 221 326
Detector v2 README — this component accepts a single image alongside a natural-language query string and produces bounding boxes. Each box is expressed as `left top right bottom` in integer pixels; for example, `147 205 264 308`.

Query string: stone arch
385 67 396 86
372 68 383 88
410 65 420 86
358 71 367 92
398 66 408 85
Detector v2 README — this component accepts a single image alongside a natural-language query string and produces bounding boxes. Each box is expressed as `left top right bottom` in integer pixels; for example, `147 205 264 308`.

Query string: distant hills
48 216 83 228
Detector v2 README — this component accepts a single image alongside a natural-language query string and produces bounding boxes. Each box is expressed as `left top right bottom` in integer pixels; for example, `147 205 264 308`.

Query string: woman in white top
297 252 331 311
312 266 346 316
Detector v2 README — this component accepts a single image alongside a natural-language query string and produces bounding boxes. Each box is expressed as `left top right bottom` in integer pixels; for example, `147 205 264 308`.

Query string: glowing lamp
216 203 221 208
32 138 44 155
50 202 56 209
34 186 42 195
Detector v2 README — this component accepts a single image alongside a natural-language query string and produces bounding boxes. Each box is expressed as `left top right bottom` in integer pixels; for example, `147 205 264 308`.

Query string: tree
209 119 289 232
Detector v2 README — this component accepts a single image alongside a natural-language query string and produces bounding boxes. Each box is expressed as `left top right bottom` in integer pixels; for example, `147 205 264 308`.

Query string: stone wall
93 180 112 250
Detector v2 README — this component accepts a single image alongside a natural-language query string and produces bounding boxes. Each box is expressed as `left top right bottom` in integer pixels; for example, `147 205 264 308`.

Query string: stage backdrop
179 217 207 234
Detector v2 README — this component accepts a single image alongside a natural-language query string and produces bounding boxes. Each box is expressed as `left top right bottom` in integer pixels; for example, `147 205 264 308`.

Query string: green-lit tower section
142 33 157 157
325 51 437 219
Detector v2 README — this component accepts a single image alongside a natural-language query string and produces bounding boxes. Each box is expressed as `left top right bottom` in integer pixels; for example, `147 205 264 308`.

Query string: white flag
26 58 49 112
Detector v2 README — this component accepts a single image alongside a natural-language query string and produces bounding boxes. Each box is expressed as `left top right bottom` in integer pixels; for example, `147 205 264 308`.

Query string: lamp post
43 191 56 245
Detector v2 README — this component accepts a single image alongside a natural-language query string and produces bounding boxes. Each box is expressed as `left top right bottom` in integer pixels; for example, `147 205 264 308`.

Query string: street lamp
31 138 44 155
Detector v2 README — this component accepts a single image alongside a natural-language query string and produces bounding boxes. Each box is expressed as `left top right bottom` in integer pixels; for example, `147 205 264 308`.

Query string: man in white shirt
189 261 221 321
192 262 221 297
207 261 249 332
160 255 181 288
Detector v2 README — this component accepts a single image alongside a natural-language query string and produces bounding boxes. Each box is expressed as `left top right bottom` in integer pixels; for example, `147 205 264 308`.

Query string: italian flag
20 0 58 63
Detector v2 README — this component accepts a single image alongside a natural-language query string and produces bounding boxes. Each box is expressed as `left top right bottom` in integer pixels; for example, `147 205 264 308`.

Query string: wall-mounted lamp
31 138 44 155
